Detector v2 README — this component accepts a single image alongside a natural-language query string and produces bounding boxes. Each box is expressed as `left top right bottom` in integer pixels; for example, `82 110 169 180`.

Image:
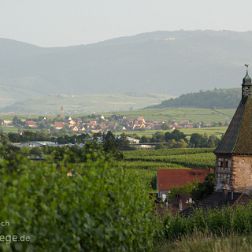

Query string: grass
154 203 252 251
157 233 252 252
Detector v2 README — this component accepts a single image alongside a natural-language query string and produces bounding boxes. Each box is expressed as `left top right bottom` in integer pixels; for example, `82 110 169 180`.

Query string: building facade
215 68 252 193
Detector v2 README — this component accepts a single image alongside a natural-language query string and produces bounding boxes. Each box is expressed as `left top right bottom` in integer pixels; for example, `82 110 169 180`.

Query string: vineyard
119 148 215 190
121 148 215 169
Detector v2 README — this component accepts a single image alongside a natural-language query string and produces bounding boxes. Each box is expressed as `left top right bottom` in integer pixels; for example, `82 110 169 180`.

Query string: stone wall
232 155 252 193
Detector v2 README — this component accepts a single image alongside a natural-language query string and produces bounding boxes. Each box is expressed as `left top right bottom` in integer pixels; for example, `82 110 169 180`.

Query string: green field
122 148 215 170
116 126 227 138
106 107 235 123
120 148 215 190
0 126 19 133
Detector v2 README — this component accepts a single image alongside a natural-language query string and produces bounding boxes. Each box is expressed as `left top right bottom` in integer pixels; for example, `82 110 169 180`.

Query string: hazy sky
1 0 252 47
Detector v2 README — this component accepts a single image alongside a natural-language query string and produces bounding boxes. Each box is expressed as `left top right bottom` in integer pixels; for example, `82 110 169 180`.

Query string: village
0 113 228 134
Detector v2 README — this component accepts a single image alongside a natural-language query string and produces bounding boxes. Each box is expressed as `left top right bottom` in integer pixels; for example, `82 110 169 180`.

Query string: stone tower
214 66 252 193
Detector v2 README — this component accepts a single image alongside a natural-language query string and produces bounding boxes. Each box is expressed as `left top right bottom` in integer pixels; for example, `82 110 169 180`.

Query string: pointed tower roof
215 66 252 155
243 64 252 84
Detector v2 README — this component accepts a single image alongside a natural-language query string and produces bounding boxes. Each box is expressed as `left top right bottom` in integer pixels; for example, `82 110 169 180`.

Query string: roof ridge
231 98 247 153
214 99 246 154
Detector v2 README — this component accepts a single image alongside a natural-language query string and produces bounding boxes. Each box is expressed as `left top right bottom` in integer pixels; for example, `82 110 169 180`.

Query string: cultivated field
120 148 215 189
106 107 235 123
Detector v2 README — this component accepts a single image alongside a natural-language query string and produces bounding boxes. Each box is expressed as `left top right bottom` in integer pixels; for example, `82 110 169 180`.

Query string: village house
133 116 146 130
71 126 79 133
68 118 77 128
88 120 97 129
126 137 140 144
157 169 210 198
53 122 65 130
25 120 38 129
156 169 211 213
3 120 13 127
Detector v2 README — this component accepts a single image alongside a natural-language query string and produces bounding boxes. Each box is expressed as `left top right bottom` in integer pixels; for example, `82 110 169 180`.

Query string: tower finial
245 64 249 75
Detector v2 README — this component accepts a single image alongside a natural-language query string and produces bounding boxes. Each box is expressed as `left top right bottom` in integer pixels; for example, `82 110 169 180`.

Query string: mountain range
0 30 252 112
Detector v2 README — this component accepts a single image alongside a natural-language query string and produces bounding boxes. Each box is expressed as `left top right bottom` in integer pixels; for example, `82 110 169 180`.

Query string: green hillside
150 88 240 109
1 93 170 114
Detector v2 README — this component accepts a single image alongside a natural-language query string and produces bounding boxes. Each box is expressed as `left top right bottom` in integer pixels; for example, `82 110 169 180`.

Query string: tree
117 133 130 150
151 132 165 143
165 129 187 142
174 139 188 148
192 173 215 200
207 135 220 148
189 133 208 148
12 116 24 127
103 131 117 152
140 136 149 143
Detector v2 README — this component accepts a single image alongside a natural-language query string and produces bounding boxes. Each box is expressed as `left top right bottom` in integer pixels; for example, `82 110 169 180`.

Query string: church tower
214 65 252 193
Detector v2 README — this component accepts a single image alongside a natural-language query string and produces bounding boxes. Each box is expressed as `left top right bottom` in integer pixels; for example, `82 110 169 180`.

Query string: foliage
123 149 215 169
152 88 240 109
169 183 197 201
7 131 90 144
189 133 220 148
0 157 155 251
163 203 252 241
164 129 187 142
192 173 215 201
8 131 53 143
151 174 157 190
140 129 220 149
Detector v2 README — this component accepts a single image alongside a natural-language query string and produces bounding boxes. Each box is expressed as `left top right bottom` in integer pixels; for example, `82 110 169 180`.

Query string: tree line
140 129 220 148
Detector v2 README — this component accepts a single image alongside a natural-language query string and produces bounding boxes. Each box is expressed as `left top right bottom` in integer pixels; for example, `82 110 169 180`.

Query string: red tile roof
54 122 65 128
157 169 210 191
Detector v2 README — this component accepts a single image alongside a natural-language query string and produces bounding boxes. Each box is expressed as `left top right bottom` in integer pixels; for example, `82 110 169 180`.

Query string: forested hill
149 88 241 109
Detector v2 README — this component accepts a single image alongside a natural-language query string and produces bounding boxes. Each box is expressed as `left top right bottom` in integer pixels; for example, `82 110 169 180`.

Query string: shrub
0 158 155 251
192 173 215 201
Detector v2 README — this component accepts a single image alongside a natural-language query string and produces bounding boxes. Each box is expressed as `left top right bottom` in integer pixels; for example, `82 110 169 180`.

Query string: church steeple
242 64 252 98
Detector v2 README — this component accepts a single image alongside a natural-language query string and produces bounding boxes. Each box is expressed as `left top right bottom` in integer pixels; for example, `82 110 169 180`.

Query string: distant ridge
148 88 241 109
1 30 252 110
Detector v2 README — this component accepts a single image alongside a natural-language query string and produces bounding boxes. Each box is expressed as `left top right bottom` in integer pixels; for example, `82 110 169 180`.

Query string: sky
1 0 252 47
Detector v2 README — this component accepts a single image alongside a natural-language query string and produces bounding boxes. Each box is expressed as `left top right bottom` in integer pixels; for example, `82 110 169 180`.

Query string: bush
192 173 215 200
0 158 155 251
